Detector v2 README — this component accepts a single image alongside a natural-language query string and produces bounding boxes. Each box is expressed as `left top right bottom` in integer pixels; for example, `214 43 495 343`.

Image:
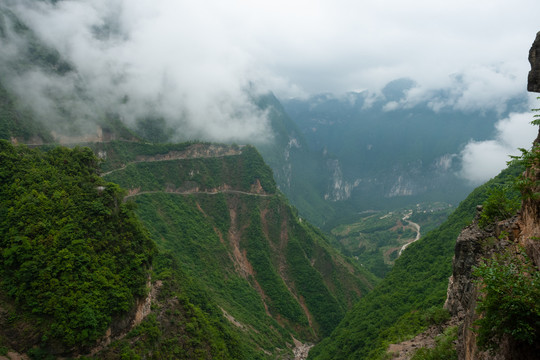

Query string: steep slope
308 163 523 360
99 141 377 357
253 93 336 226
385 134 540 360
444 206 540 360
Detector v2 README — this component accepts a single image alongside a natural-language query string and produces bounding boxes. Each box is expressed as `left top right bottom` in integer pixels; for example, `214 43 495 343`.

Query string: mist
2 0 274 143
459 99 538 185
1 0 539 146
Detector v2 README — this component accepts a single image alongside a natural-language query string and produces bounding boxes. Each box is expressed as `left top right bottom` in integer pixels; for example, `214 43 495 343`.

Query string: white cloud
4 0 276 143
2 0 540 141
382 101 399 112
459 106 538 184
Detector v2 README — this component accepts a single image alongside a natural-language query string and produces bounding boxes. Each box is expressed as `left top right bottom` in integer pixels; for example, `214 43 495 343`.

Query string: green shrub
473 250 540 350
478 187 520 228
27 348 55 360
423 307 450 326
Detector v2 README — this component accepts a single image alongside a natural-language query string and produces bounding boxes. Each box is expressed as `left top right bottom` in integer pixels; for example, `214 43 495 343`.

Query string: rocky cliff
445 212 517 360
527 32 540 93
444 189 540 359
444 32 540 360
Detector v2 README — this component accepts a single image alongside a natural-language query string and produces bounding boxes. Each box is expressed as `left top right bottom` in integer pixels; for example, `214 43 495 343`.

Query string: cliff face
527 31 540 93
444 212 515 360
445 203 540 359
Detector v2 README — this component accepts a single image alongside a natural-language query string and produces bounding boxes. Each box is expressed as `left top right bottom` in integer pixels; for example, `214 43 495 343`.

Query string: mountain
2 3 538 359
0 140 377 359
281 86 528 216
252 93 336 226
309 38 540 358
98 141 376 343
378 130 540 360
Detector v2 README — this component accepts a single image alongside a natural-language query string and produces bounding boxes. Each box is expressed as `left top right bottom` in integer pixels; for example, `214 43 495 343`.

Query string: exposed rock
387 175 414 197
386 319 458 360
444 205 540 360
88 279 161 356
0 352 29 360
528 31 540 93
324 159 357 201
443 209 503 360
518 161 540 267
134 143 242 162
292 337 314 360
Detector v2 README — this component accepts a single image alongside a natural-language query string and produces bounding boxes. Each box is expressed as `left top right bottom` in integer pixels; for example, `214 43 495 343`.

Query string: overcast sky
9 0 539 99
4 0 540 182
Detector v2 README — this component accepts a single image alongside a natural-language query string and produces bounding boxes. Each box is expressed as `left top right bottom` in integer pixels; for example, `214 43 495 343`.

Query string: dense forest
0 141 154 349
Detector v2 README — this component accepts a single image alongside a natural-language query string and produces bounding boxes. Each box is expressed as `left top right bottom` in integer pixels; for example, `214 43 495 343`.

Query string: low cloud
383 64 526 113
459 107 538 185
3 0 276 143
2 0 539 143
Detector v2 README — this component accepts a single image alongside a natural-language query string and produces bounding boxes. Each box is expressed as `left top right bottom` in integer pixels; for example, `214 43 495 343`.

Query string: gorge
0 3 539 359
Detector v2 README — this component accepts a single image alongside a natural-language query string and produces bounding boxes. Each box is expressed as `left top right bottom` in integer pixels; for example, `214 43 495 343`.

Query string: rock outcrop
528 31 540 93
444 210 514 360
444 205 540 359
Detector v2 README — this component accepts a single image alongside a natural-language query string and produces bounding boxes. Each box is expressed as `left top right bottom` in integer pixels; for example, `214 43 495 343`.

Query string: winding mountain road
123 188 273 200
398 211 421 257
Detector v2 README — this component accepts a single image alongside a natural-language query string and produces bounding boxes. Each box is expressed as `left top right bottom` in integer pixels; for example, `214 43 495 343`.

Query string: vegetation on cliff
0 141 154 348
95 252 260 360
471 111 540 354
473 250 540 351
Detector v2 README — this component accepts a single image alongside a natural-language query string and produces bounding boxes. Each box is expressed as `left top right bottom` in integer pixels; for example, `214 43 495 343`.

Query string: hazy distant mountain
281 82 528 219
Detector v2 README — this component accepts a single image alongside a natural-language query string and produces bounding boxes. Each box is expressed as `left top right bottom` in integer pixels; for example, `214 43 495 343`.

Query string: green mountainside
99 142 376 350
308 163 523 360
0 141 155 353
0 142 264 359
0 140 377 358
